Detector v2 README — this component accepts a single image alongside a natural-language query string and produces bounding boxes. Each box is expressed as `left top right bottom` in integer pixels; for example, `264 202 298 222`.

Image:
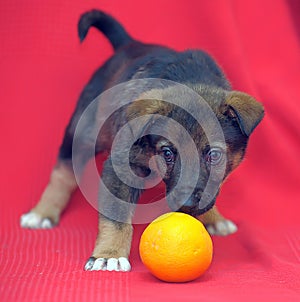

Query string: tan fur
126 86 196 120
31 162 77 224
230 152 244 170
225 91 264 136
92 215 133 259
197 206 225 225
127 98 171 120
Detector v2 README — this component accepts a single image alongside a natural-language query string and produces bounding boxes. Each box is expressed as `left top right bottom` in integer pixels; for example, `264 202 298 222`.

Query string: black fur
59 10 230 164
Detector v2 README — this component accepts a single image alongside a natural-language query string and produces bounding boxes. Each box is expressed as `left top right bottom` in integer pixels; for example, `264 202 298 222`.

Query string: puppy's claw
118 257 131 272
107 258 119 271
84 257 97 271
206 220 237 236
20 212 54 229
91 258 107 271
85 257 131 272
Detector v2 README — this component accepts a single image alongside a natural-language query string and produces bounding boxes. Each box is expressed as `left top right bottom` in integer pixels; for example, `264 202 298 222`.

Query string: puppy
21 10 264 272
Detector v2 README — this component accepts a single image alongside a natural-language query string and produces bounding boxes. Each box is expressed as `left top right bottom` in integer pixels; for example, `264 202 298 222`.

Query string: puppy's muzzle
167 189 216 216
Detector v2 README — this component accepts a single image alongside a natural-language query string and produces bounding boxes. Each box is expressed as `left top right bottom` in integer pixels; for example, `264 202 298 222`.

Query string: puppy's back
78 10 230 91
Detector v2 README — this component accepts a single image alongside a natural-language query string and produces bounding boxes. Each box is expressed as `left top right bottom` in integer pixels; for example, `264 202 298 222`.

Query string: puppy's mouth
177 195 216 216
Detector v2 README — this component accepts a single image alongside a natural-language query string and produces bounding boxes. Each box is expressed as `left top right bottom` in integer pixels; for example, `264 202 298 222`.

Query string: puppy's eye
206 148 223 165
161 147 175 163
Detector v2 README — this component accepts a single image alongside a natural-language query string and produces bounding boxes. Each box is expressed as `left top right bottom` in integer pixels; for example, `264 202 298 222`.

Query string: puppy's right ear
223 91 264 136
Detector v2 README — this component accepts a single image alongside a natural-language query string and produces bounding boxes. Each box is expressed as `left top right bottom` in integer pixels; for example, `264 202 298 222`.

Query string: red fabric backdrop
1 0 300 301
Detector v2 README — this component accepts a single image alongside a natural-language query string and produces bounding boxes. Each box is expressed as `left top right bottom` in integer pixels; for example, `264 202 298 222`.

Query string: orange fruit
139 212 213 282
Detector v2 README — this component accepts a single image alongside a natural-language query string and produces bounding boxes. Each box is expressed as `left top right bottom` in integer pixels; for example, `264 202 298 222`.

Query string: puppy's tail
78 10 133 51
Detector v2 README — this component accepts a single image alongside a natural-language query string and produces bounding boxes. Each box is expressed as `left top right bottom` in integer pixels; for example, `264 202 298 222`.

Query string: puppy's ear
223 91 264 136
126 98 172 137
127 99 170 119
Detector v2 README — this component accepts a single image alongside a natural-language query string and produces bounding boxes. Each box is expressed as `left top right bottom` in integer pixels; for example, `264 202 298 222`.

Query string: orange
139 212 213 282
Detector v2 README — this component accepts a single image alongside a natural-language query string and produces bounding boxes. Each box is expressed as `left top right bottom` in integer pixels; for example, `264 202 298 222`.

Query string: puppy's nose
183 196 195 207
183 192 213 207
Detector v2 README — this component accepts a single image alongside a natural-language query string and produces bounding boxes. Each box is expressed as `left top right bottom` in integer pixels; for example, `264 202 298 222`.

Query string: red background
1 0 300 301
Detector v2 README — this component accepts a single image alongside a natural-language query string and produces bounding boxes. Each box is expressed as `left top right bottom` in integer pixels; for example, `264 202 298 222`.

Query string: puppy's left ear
224 91 264 136
126 98 172 137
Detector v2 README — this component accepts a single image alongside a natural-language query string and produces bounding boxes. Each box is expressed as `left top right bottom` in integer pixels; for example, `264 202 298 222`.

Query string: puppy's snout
167 187 216 216
182 196 195 207
177 190 215 216
182 191 213 208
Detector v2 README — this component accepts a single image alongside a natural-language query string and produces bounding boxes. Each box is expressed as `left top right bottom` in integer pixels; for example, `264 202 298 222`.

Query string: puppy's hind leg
20 161 78 229
20 111 92 229
21 50 115 229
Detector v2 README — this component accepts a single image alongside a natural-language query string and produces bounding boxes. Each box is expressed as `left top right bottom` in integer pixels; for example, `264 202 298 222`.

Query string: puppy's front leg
85 215 133 272
85 157 142 272
197 206 238 236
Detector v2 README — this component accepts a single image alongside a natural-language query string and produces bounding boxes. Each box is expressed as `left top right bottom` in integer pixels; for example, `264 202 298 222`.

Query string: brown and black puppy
21 10 264 272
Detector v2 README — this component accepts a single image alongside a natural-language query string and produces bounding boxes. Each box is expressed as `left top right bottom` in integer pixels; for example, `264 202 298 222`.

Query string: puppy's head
127 88 264 216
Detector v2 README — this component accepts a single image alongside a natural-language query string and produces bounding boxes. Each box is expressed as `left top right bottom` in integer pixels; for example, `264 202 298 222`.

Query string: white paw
84 257 131 272
20 212 54 229
206 220 237 236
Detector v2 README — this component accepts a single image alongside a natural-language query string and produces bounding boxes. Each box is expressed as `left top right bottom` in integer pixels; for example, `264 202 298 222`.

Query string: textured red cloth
1 0 300 301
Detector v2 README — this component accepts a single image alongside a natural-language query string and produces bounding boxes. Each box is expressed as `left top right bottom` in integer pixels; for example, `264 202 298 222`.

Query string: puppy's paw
84 257 131 272
20 212 54 229
206 219 237 236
